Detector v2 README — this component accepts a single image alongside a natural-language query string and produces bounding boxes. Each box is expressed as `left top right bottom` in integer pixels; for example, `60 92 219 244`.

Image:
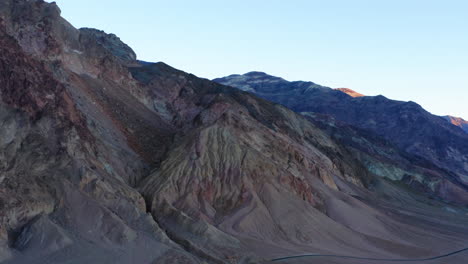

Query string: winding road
271 247 468 262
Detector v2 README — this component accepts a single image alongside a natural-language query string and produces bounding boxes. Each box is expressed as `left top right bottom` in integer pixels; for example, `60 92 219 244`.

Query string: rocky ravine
0 1 467 264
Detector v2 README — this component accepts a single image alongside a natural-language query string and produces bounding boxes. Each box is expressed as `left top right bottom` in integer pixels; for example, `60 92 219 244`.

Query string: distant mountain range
215 72 468 189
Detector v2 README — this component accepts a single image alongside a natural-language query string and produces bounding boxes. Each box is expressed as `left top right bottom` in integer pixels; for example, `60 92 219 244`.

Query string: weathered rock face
0 1 190 263
79 28 137 63
0 1 468 264
215 72 468 199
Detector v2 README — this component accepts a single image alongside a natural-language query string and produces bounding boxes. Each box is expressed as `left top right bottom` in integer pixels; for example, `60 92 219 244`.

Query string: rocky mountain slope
334 88 364 97
443 115 468 133
0 1 467 264
215 72 468 191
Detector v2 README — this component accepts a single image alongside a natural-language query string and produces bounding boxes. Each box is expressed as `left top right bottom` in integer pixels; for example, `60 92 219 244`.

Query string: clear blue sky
53 0 467 118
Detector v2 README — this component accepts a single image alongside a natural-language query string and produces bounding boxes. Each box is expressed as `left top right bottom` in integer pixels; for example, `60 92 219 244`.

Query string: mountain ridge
215 72 468 193
443 115 468 133
334 88 365 97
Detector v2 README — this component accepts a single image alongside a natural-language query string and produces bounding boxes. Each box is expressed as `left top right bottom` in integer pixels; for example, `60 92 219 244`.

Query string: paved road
271 247 468 262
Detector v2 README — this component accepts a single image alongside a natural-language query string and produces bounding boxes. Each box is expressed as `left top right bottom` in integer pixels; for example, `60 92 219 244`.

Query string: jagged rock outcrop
0 1 467 264
79 28 137 63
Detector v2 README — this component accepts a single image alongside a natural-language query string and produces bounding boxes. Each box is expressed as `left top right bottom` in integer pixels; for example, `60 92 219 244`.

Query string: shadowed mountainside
215 72 468 193
443 115 468 133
